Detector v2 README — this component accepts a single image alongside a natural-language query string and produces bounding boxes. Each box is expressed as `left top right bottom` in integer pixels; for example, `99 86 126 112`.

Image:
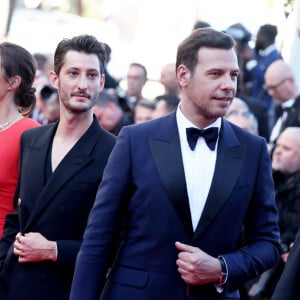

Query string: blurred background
1 0 300 89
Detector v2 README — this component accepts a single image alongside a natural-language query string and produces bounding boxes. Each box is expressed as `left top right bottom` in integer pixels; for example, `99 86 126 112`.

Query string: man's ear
100 73 105 90
176 65 190 88
49 71 59 89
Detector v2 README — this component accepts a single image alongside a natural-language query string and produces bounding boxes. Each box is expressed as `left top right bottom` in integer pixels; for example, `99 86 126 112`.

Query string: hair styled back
0 42 36 116
53 35 106 76
176 27 236 74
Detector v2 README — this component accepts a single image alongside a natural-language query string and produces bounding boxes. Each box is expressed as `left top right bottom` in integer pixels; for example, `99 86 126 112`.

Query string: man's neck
56 110 93 141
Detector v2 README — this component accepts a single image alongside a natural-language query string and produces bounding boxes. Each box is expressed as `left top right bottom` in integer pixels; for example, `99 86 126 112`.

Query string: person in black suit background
249 127 300 298
0 35 116 300
265 59 300 152
268 127 300 298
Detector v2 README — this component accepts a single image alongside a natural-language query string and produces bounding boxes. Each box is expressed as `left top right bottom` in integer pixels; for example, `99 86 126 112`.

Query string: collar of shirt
258 44 277 57
176 104 222 149
270 98 295 143
282 98 295 109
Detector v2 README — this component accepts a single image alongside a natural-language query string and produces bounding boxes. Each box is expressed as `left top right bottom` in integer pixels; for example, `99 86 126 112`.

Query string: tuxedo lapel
23 119 99 232
194 120 246 239
284 96 300 127
149 113 194 237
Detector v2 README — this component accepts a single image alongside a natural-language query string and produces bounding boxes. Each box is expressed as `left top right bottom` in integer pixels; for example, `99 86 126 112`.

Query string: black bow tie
186 127 219 151
275 105 291 119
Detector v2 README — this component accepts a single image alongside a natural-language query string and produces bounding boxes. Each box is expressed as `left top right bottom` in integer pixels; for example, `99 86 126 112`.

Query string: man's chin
68 105 92 113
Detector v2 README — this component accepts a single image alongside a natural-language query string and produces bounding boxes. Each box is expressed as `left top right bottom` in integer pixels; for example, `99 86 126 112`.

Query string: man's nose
78 75 88 89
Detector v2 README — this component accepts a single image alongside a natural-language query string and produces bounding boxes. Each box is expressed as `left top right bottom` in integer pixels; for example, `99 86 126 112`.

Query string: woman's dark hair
176 27 235 75
53 35 106 76
0 42 36 116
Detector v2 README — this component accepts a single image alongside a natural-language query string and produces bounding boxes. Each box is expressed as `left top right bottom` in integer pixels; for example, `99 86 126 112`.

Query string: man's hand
281 252 289 263
13 232 57 263
175 241 221 285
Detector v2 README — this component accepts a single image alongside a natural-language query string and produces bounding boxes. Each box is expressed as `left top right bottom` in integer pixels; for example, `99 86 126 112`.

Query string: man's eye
89 73 98 79
209 71 219 77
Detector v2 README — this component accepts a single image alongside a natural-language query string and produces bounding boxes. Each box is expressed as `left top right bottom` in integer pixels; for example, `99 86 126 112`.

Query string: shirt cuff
53 242 58 261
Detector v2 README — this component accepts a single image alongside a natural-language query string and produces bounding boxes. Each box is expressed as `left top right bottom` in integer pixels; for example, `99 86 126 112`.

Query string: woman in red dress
0 42 40 237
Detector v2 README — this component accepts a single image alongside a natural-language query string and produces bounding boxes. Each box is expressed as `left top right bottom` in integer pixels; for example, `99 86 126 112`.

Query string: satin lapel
149 113 194 237
285 96 300 126
193 120 246 240
23 119 99 231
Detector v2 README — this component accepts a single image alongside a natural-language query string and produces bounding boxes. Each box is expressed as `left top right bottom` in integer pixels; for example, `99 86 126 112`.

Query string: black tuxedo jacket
0 117 116 300
275 95 300 132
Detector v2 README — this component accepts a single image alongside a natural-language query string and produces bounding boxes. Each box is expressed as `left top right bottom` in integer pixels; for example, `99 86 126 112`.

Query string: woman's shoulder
18 117 41 129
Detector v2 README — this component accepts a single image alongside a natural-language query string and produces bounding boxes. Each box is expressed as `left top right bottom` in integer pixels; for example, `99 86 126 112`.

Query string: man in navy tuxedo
70 28 280 300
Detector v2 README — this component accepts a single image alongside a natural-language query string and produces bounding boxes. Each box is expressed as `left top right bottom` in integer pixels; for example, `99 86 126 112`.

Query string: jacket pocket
109 265 149 288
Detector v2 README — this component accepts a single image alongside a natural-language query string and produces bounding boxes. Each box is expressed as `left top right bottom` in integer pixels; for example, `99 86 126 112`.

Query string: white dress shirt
176 106 221 231
270 98 295 143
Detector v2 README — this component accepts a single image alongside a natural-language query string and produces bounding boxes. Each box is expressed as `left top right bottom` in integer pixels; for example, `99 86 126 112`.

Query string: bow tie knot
275 105 291 119
186 127 219 151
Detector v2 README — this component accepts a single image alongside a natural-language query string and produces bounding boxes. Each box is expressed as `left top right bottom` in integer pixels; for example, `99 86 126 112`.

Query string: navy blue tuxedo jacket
0 117 116 300
71 111 280 300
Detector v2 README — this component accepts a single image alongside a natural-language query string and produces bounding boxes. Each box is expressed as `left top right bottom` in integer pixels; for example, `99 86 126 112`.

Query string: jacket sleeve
221 139 281 291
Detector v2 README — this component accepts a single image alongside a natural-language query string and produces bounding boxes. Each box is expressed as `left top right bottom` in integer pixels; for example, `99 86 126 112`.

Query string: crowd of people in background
0 18 299 300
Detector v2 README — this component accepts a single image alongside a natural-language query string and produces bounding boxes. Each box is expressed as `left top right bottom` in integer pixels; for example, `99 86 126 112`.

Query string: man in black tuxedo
265 59 300 152
0 35 116 300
